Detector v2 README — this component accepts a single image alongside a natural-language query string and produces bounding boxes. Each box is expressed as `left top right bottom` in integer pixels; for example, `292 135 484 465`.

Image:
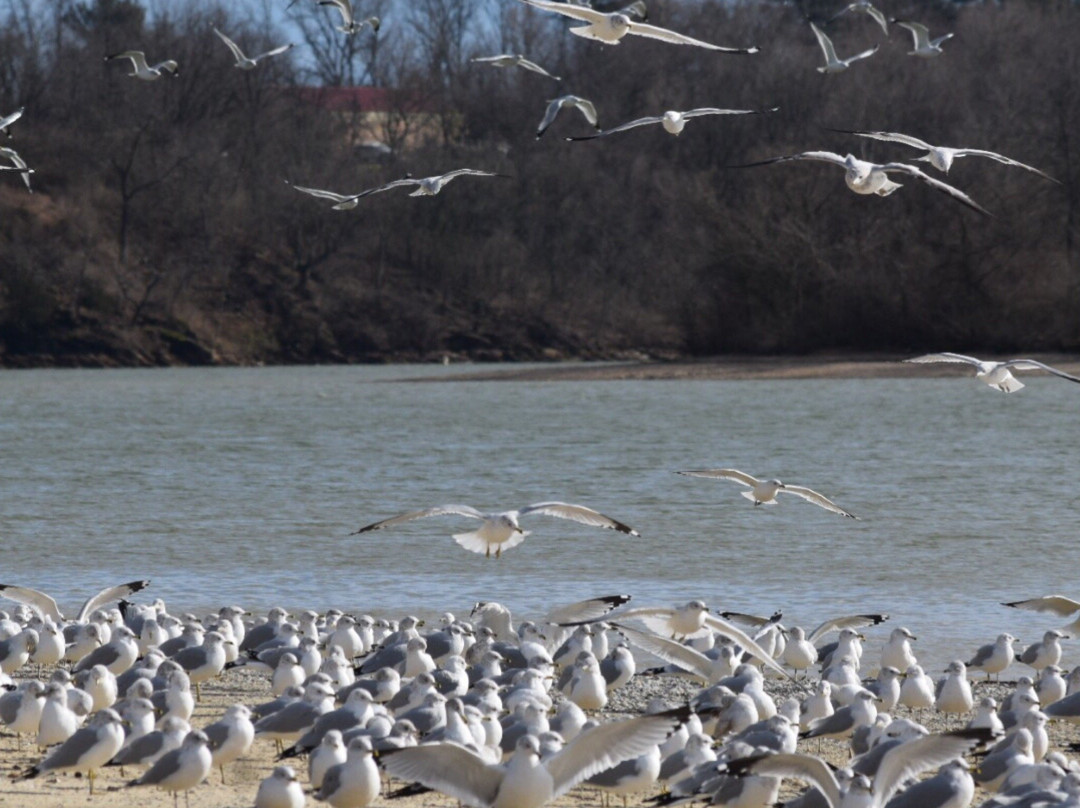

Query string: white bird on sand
0 146 33 192
0 106 24 138
318 1 379 35
832 129 1059 182
565 106 776 141
257 765 306 808
810 22 878 73
892 19 953 57
732 151 989 215
352 502 638 558
22 708 126 794
903 353 1080 393
0 580 150 623
517 0 757 53
676 468 858 518
472 54 560 81
104 51 180 80
213 28 294 69
829 1 889 35
536 96 599 139
127 729 213 804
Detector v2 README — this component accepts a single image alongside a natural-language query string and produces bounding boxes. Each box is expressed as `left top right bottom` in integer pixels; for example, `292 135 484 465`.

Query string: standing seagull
829 1 889 35
517 0 758 53
903 353 1080 393
257 765 306 808
536 96 599 139
565 106 776 141
676 468 857 518
731 151 989 214
893 20 953 57
21 708 126 794
127 729 213 807
472 54 560 81
0 106 24 138
832 129 1059 182
318 1 379 35
105 51 180 80
0 579 149 623
213 28 293 69
810 22 878 73
351 501 638 558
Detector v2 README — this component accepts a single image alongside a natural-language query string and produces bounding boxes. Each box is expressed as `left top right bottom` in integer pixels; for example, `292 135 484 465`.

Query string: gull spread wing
675 468 761 488
610 622 716 681
253 43 295 62
880 162 990 215
839 129 935 152
1002 359 1080 383
546 706 691 795
351 505 485 534
516 57 560 80
565 115 663 140
213 28 248 63
151 60 179 75
0 107 24 135
545 594 631 626
810 23 840 64
896 20 931 48
380 742 502 807
726 753 842 808
288 183 358 204
571 97 598 126
320 0 354 27
519 502 638 535
1002 595 1080 617
107 51 150 72
951 149 1059 182
702 613 792 679
76 580 151 623
0 584 63 621
846 45 879 65
626 20 757 53
864 4 889 34
904 352 983 366
517 0 607 24
536 99 566 138
0 147 32 191
729 151 849 170
873 729 996 805
779 485 857 519
682 107 776 118
807 613 888 644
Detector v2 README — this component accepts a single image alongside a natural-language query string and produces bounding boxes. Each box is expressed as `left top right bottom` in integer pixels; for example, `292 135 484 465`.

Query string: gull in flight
213 28 294 69
829 1 889 35
286 181 366 211
1004 595 1080 635
0 580 150 623
105 51 180 80
536 96 599 139
829 129 1059 182
676 468 858 518
565 106 777 141
471 54 561 81
893 20 953 57
343 169 505 201
0 106 23 138
810 23 878 73
732 151 989 214
517 0 758 53
318 1 379 35
903 353 1080 393
350 502 639 558
0 147 33 192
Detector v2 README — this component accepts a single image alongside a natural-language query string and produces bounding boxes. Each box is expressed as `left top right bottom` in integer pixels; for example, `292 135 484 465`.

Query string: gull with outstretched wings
566 106 776 141
810 22 878 73
213 28 293 70
904 353 1080 393
0 580 150 623
676 468 857 518
471 54 561 81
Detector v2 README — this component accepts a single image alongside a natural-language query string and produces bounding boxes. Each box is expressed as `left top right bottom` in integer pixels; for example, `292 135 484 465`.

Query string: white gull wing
539 97 598 138
106 50 151 73
380 742 503 807
252 43 294 62
682 107 774 119
516 0 610 24
0 584 63 622
567 115 666 140
675 468 762 488
514 57 560 80
287 183 362 205
873 729 996 805
625 20 757 52
0 106 24 136
609 622 716 682
350 505 485 534
844 45 879 66
904 352 983 367
76 580 151 623
213 28 249 63
0 146 32 191
839 129 938 152
701 614 793 679
518 502 638 535
150 60 179 75
877 162 990 215
807 614 888 644
895 20 932 49
545 595 631 626
727 753 842 808
427 169 501 191
1003 595 1080 617
731 151 850 170
319 0 355 28
568 108 771 141
545 706 691 796
779 485 857 519
1001 359 1080 384
810 23 841 65
949 149 1059 182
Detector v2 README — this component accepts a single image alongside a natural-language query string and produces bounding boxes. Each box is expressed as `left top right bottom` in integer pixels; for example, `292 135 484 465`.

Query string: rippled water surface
2 364 1077 669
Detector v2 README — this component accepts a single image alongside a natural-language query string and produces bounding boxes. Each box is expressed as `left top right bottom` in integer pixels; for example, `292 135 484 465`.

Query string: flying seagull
351 502 639 558
731 151 989 215
903 353 1080 393
1003 596 1080 635
676 468 857 518
471 54 561 81
213 28 294 69
0 146 33 192
537 96 599 139
0 106 24 138
810 22 878 73
829 129 1059 182
565 106 776 141
829 1 889 35
286 181 367 210
0 580 149 623
344 169 505 201
318 1 379 35
104 51 179 80
517 0 758 53
892 20 953 57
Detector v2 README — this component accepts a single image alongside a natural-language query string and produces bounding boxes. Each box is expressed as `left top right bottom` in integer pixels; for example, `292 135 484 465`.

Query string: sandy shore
3 665 1078 808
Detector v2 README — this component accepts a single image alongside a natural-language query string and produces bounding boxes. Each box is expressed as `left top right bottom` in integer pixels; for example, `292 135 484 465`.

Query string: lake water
1 363 1076 671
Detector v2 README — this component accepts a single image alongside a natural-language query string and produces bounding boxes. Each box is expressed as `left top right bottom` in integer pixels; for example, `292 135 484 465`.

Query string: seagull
892 19 953 57
829 1 889 35
517 0 758 53
536 96 599 139
810 22 878 73
565 106 777 141
257 765 305 808
471 54 561 81
676 468 857 518
348 169 506 200
903 353 1080 392
731 151 990 215
21 708 126 794
1004 595 1080 634
830 129 1059 182
127 729 213 805
104 51 180 80
203 703 255 784
286 181 369 211
0 146 33 192
0 106 23 138
0 580 149 623
213 28 294 70
351 501 638 558
318 1 379 35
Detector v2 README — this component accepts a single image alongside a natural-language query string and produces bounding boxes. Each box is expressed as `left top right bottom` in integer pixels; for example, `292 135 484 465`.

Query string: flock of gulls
2 584 1080 808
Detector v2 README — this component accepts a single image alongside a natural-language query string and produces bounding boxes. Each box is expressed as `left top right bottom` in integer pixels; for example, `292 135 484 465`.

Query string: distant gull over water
351 502 639 558
810 23 878 73
471 54 561 81
903 353 1080 392
676 468 857 518
565 106 776 141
